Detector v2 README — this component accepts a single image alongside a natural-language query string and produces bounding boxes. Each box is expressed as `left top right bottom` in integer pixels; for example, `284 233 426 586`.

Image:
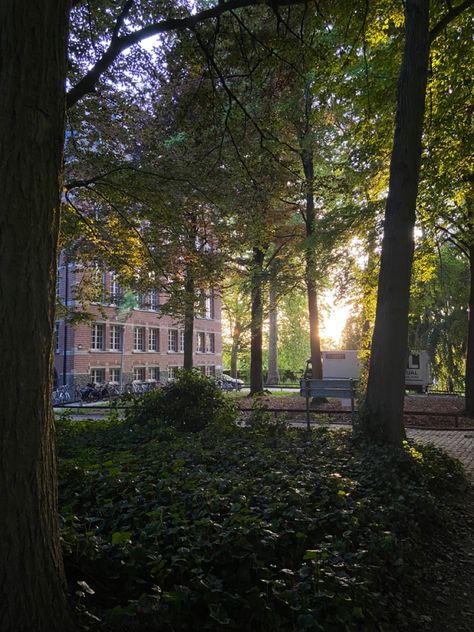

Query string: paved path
406 428 474 480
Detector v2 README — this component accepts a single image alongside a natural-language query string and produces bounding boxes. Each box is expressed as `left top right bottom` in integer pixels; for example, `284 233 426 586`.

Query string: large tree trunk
465 246 474 415
267 283 280 385
361 0 430 444
0 2 75 631
302 149 323 380
183 271 195 370
250 248 265 394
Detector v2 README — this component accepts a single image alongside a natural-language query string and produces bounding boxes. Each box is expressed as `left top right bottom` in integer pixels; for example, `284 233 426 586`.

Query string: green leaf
112 531 132 545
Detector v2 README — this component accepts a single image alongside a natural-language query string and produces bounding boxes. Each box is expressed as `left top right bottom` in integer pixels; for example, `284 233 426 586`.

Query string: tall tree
0 2 75 631
1 1 307 627
362 0 473 443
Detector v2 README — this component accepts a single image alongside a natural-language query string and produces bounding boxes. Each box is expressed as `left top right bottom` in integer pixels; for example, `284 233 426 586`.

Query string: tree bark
0 2 75 631
183 271 195 370
361 0 430 444
230 323 242 379
465 246 474 415
267 282 280 384
302 149 323 380
250 248 265 394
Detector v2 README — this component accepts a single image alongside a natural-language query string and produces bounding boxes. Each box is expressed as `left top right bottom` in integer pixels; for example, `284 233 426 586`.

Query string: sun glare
320 292 352 348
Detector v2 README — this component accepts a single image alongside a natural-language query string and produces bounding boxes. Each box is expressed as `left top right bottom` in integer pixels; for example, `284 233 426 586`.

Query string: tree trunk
0 2 75 631
302 149 323 380
183 271 195 370
267 283 280 385
230 323 242 379
362 0 430 444
250 248 265 394
465 246 474 415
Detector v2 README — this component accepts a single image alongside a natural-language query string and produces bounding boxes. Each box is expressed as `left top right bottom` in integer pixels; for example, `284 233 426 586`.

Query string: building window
91 323 105 350
205 292 214 319
196 365 206 376
90 368 105 384
149 289 158 311
110 273 123 305
110 325 123 350
110 368 121 383
149 328 159 352
136 293 147 310
196 331 205 353
149 366 160 381
179 330 185 352
206 365 216 377
133 367 146 381
56 273 61 297
134 327 145 351
55 321 60 352
206 332 215 353
168 329 178 352
197 290 214 319
168 365 179 380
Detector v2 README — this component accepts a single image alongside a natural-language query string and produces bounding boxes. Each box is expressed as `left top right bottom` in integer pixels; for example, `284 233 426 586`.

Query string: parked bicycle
52 385 71 406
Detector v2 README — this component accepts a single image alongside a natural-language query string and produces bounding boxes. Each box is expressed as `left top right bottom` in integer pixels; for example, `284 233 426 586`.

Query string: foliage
244 400 288 436
57 419 467 631
125 370 237 432
409 243 469 390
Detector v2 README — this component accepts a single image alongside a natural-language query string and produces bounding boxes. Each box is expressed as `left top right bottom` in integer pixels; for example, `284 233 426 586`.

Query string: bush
126 370 237 432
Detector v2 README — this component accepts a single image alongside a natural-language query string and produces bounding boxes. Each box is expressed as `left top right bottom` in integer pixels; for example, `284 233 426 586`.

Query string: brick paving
406 428 474 480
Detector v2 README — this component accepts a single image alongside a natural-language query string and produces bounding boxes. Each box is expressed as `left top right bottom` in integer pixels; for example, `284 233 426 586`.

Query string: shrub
126 370 237 432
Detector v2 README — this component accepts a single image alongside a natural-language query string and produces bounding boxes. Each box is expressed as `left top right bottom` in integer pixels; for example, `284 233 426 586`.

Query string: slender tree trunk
267 283 280 384
230 323 242 379
0 2 76 631
362 0 430 444
465 246 474 415
250 248 265 394
302 149 323 380
183 271 195 370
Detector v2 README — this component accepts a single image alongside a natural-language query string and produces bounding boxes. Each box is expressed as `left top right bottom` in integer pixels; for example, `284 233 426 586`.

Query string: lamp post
116 290 138 392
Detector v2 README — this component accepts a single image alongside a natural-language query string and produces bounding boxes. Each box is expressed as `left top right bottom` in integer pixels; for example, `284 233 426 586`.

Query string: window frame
91 323 105 350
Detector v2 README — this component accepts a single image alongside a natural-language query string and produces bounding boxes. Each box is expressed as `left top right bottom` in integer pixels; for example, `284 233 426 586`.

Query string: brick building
53 258 222 390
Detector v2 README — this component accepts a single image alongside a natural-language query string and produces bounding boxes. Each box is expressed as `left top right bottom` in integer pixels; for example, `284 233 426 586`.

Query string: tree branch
67 0 305 108
429 0 474 43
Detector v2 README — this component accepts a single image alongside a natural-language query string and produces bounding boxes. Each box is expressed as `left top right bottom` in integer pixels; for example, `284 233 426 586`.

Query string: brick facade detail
54 261 222 389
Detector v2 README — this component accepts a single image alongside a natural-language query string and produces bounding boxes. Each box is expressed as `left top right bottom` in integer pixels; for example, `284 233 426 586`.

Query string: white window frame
110 324 123 351
110 368 121 383
110 273 122 305
196 331 205 353
149 289 158 311
90 368 105 384
206 365 216 377
134 326 145 351
168 329 178 352
167 365 180 380
91 323 105 350
149 328 159 352
149 366 160 381
133 367 146 381
205 332 215 354
179 330 185 352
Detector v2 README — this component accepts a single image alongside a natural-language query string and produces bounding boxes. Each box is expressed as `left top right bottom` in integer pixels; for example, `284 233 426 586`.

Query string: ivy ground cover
57 419 467 631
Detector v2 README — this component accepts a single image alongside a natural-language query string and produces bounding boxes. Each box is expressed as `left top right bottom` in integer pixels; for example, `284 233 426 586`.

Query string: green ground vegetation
58 405 467 630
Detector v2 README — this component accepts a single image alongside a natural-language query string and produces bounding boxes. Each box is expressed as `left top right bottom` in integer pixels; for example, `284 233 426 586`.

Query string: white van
306 350 431 393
